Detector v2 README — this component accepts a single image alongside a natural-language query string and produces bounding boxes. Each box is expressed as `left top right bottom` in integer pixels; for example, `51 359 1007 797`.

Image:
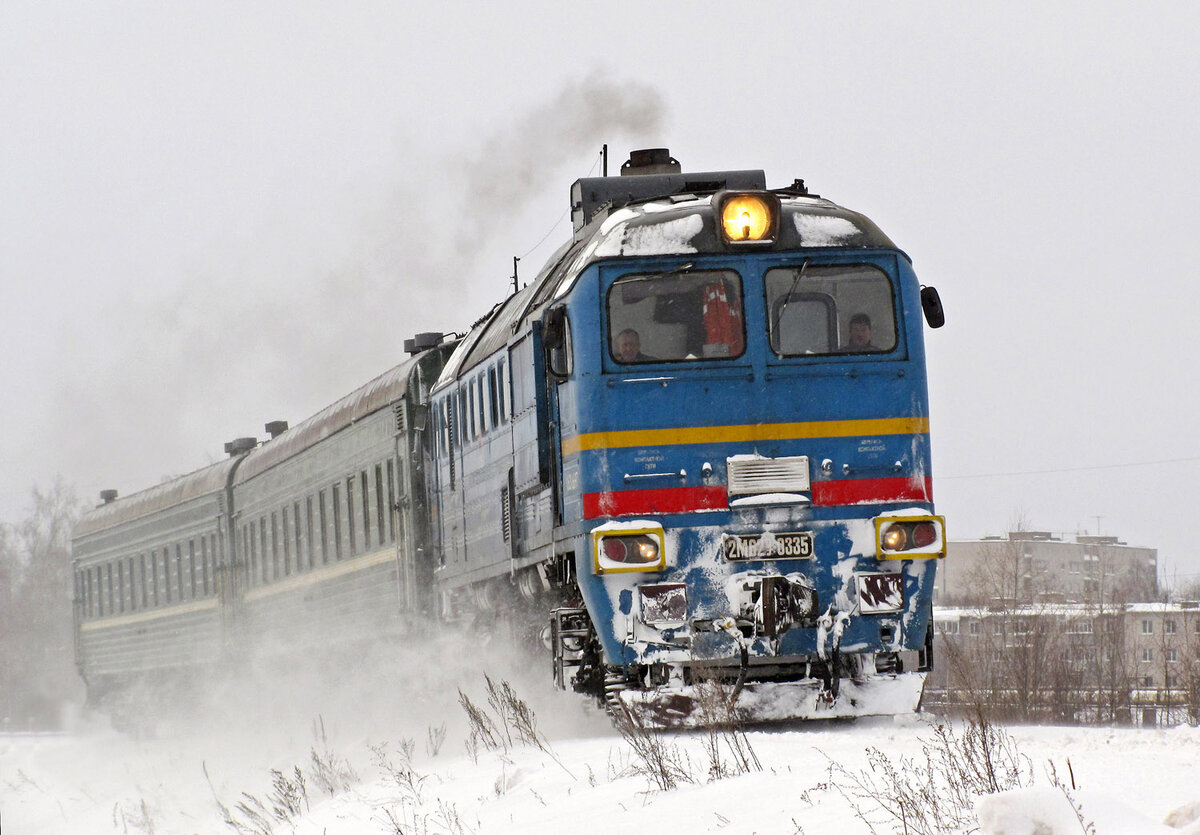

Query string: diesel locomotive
72 149 946 726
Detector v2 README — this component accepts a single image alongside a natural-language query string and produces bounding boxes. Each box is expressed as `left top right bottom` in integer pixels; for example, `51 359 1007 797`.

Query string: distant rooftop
970 531 1134 547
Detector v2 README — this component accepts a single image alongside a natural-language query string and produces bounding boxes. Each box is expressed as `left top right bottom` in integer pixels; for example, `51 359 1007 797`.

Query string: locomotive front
547 151 946 725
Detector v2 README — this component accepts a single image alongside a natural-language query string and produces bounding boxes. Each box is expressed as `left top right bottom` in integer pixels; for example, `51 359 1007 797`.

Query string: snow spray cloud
155 621 609 752
49 75 665 499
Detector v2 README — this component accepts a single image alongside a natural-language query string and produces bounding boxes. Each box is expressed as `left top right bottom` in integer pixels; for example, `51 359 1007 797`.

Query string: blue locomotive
72 149 945 726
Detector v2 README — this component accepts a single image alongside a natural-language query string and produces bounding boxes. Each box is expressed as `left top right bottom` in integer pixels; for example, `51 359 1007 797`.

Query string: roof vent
405 332 444 355
621 148 681 176
224 437 258 456
265 420 289 438
99 489 118 505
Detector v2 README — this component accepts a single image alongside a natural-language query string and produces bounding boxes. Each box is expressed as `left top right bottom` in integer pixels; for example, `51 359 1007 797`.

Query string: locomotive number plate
722 530 814 560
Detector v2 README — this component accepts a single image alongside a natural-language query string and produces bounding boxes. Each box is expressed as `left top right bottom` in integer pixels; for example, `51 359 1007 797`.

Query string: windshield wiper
773 259 809 338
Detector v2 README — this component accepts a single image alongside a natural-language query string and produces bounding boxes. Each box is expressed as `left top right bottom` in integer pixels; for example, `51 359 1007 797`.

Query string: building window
176 544 185 600
116 560 125 613
472 374 482 434
361 470 372 550
281 507 292 576
346 477 357 556
308 496 317 567
244 527 254 586
320 490 330 563
1165 619 1177 634
375 465 386 545
497 358 507 422
259 519 269 583
488 366 499 426
969 620 980 635
1166 649 1179 663
386 461 396 543
1142 619 1154 635
163 550 173 603
184 541 193 599
293 502 303 572
270 513 280 579
332 484 343 560
1142 648 1154 662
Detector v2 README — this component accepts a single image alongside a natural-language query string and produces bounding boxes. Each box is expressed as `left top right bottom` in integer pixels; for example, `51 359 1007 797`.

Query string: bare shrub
267 767 308 822
308 716 358 796
457 689 502 761
370 740 427 805
457 675 574 777
426 723 447 758
113 798 157 834
691 676 762 780
611 705 695 792
826 716 1033 834
1046 758 1096 834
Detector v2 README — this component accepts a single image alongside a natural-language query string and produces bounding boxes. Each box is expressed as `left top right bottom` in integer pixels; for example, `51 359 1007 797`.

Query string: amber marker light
718 191 779 245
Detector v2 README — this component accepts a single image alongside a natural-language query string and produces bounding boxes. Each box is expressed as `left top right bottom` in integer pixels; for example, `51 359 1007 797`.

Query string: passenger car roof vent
224 437 258 456
405 331 444 355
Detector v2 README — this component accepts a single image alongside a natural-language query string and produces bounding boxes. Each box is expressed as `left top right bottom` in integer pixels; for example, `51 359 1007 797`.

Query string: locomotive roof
73 457 238 540
436 189 897 384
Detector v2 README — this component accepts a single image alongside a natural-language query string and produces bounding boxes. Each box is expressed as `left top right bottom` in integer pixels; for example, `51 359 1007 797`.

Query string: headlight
875 515 946 558
592 524 667 574
716 191 779 245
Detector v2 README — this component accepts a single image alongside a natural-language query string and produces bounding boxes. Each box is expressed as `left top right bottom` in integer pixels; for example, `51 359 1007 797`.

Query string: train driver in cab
614 328 653 362
844 312 878 352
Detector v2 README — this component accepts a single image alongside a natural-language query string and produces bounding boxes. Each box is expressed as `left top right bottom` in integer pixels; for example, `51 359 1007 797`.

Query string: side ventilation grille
501 485 512 543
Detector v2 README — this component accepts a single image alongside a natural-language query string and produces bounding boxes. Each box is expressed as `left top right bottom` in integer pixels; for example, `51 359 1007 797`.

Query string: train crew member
845 312 877 351
614 328 653 362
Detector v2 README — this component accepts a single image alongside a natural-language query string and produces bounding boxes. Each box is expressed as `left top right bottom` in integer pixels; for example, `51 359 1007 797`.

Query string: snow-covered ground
2 634 1197 834
4 700 1200 834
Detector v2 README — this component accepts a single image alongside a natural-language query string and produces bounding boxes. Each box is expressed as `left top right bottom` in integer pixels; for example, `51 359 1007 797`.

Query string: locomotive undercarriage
551 604 932 728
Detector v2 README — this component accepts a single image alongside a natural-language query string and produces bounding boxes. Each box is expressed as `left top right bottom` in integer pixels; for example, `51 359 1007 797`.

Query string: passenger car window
607 270 744 363
766 264 897 356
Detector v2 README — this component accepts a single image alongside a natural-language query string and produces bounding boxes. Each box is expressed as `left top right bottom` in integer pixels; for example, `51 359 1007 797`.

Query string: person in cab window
844 313 878 351
614 328 653 362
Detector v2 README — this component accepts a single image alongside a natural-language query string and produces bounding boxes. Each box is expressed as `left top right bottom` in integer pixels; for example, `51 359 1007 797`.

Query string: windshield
765 264 897 356
607 270 745 363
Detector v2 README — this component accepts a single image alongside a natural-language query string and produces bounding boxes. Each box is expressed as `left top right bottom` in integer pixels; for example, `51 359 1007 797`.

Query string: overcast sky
3 2 1199 580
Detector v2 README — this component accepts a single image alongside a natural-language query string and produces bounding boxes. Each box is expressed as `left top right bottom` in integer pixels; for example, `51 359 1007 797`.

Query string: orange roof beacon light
717 191 779 245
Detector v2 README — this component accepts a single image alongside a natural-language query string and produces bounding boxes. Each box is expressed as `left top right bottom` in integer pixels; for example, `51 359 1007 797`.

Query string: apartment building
930 602 1200 726
933 530 1157 606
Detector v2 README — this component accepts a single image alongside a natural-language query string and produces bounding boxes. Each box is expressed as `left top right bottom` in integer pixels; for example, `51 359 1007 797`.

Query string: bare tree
0 479 85 729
